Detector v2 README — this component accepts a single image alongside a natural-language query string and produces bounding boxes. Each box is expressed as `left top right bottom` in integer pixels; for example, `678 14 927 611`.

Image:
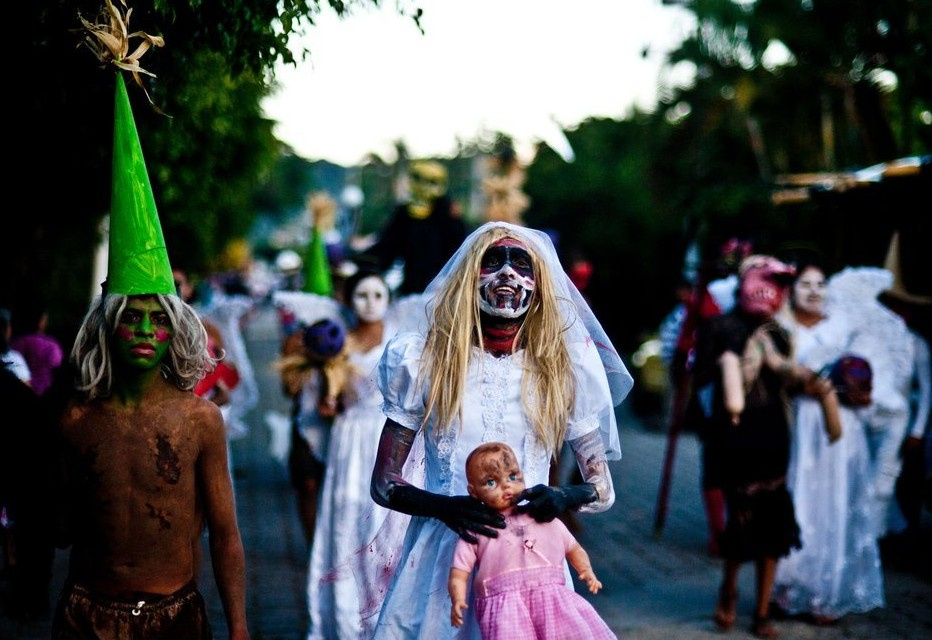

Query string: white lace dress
370 332 614 640
772 312 885 618
306 328 395 640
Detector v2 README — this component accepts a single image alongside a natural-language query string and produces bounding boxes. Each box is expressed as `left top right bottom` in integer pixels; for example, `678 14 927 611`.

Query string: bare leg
714 558 740 630
296 477 320 549
751 556 779 638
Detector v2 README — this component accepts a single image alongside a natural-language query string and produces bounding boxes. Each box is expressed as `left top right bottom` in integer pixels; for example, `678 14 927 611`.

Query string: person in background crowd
274 317 346 550
691 255 802 639
772 260 884 625
306 268 398 640
874 235 931 549
675 237 752 557
2 305 54 621
358 160 467 296
11 300 63 396
1 308 31 386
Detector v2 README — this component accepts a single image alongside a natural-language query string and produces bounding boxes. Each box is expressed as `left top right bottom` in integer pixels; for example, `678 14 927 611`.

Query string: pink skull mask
737 255 796 319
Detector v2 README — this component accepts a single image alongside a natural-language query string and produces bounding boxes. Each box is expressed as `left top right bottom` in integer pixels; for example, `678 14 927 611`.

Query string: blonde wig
71 293 216 401
420 225 575 458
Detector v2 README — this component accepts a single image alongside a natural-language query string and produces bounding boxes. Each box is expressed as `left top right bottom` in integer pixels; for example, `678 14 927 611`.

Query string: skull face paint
478 238 535 318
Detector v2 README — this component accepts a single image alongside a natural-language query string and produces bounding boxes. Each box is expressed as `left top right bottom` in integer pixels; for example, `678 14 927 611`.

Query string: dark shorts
52 579 212 640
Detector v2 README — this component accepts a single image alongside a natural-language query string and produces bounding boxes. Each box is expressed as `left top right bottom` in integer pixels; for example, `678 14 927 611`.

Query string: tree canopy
4 0 417 342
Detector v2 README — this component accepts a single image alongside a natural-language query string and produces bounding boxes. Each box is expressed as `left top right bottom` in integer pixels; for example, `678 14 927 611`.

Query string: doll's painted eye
484 479 496 488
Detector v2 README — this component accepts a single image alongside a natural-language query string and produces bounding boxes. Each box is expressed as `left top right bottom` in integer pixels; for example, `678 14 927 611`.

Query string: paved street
2 301 930 639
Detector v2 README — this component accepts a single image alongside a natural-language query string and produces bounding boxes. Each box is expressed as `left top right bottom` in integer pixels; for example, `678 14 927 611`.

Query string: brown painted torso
59 379 221 596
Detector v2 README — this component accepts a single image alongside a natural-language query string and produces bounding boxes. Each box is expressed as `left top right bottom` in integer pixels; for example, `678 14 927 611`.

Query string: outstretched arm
371 419 505 542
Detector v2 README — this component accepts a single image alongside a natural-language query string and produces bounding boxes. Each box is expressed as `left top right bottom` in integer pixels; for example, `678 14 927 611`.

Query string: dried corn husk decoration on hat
80 0 175 296
79 0 165 112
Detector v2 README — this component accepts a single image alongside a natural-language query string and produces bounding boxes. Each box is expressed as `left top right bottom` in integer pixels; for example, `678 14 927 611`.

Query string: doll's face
351 276 389 324
478 238 536 319
792 266 826 316
112 296 173 371
466 446 525 512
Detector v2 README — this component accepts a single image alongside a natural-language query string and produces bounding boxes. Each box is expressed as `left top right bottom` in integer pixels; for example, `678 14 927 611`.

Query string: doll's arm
448 568 470 628
567 543 602 594
720 350 745 425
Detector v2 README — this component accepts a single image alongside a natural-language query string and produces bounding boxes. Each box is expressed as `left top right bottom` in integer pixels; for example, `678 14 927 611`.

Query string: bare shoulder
176 389 227 437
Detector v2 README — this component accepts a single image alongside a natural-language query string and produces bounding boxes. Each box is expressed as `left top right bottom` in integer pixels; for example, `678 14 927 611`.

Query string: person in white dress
772 262 885 623
365 222 633 639
305 268 399 640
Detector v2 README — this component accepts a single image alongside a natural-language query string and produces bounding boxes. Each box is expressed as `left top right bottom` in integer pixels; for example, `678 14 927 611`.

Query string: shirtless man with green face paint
57 16 250 634
55 292 250 640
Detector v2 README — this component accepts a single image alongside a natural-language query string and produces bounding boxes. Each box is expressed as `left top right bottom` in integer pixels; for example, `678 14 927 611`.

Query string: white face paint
477 239 536 319
792 266 826 316
351 276 389 324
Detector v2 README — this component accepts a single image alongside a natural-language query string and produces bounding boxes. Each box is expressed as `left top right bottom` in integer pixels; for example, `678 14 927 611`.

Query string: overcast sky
261 0 696 166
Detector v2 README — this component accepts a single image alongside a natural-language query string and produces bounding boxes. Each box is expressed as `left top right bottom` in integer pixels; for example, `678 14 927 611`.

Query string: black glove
514 484 598 522
387 484 505 543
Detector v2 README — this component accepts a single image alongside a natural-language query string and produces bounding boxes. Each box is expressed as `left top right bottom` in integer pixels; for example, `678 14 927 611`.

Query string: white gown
306 327 396 640
773 312 885 618
370 332 614 640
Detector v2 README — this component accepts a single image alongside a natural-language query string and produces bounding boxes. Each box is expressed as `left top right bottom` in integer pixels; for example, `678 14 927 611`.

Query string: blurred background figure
0 308 31 386
772 259 884 625
10 300 63 397
823 261 916 546
270 287 346 548
480 147 530 227
357 160 466 296
873 233 931 554
306 268 399 640
655 236 752 554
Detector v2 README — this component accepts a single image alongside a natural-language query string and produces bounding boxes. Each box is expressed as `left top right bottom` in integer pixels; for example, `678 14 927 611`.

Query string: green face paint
113 296 173 371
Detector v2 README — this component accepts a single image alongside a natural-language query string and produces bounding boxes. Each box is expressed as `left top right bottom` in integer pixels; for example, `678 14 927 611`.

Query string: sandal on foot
713 584 738 630
751 614 779 638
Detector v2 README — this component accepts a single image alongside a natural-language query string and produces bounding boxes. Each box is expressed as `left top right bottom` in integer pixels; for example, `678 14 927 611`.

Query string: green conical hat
107 74 175 295
304 227 334 295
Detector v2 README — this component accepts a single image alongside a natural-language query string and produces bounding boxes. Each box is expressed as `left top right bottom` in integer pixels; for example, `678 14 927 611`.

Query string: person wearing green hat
53 6 250 637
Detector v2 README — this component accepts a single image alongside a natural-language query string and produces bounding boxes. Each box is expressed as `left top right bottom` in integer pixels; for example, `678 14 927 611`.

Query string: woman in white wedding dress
365 222 633 640
772 261 884 623
304 267 403 640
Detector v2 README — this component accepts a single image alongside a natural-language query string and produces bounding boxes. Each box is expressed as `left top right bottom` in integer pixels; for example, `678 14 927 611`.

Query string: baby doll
448 442 616 639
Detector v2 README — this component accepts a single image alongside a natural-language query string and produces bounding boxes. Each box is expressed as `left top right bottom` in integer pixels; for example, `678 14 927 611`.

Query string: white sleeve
377 332 427 430
909 333 931 439
566 339 621 460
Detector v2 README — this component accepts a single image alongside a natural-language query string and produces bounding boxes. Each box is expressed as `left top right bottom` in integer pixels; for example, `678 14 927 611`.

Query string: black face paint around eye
480 246 534 279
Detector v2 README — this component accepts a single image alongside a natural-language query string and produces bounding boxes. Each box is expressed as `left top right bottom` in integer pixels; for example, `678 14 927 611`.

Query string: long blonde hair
420 226 574 458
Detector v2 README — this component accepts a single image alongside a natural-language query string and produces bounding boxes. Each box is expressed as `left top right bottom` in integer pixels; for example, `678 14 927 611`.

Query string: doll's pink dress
452 510 616 640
